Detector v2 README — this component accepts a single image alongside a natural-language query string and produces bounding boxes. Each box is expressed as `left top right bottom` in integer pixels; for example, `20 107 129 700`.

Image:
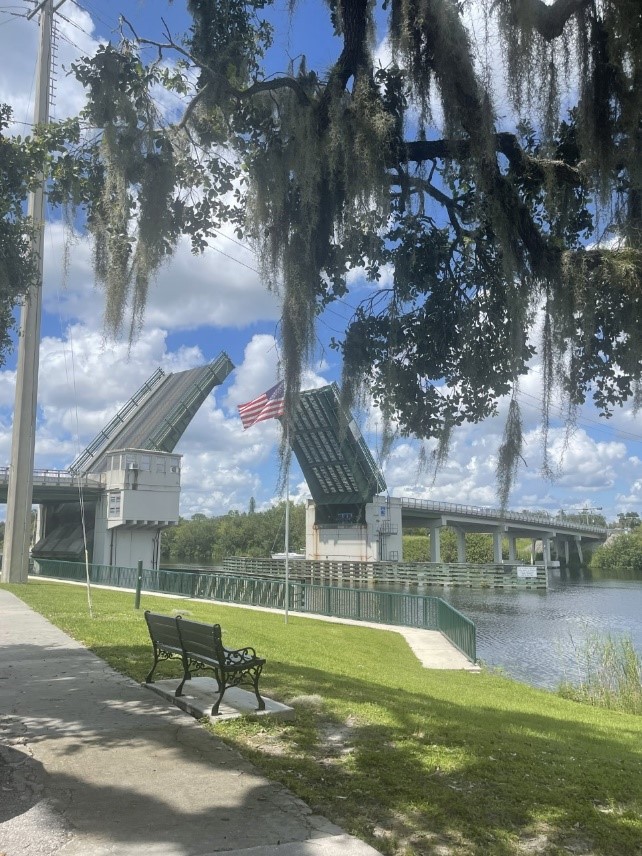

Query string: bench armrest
223 645 261 666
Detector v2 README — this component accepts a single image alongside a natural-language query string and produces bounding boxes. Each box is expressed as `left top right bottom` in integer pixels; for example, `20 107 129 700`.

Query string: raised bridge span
0 373 607 569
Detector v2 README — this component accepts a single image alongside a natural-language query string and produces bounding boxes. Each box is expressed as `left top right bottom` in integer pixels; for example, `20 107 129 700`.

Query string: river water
420 569 642 689
161 561 642 690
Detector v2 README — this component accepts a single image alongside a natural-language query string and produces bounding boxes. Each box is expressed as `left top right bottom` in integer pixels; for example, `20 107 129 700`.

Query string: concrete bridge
399 497 605 564
292 385 607 565
0 469 606 566
0 468 103 503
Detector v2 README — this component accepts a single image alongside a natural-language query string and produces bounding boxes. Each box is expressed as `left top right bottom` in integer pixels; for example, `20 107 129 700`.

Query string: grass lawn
4 579 642 856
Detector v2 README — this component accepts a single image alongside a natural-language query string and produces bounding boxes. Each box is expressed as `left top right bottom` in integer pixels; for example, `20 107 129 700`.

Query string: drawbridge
25 352 234 565
291 383 386 510
69 352 234 473
290 385 606 564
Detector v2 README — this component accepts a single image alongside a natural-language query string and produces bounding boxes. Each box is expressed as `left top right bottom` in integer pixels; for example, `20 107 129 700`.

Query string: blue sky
1 0 642 523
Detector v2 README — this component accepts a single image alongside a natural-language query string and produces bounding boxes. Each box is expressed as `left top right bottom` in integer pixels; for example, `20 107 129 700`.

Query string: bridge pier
553 536 568 565
429 522 443 563
575 535 584 564
492 528 503 564
507 535 517 563
454 527 466 563
543 536 551 566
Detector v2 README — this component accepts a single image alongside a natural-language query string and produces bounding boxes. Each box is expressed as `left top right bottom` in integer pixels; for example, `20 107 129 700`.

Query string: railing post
134 560 143 609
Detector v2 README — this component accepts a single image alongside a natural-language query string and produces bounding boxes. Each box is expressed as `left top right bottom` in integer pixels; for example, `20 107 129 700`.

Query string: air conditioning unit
127 463 139 470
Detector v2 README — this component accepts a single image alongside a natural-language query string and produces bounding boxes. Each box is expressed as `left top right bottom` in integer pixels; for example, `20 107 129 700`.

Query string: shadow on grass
0 638 323 854
217 659 642 856
4 584 642 855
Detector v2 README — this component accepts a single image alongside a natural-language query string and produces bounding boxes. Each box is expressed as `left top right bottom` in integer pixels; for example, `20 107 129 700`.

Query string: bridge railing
400 497 606 534
0 468 103 488
31 559 477 663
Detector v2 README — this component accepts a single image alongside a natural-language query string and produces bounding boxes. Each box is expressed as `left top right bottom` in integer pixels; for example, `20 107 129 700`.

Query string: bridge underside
70 353 234 474
401 509 605 543
291 384 386 515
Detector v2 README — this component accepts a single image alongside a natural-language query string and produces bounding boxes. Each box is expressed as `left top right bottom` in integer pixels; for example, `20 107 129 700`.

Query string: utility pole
2 0 58 583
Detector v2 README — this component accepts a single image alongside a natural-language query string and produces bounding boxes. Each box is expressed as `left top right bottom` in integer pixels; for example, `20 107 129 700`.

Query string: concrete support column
530 538 537 565
454 527 466 563
564 539 570 565
429 523 442 563
493 528 503 563
507 535 517 563
542 536 553 567
1 0 53 584
574 535 583 564
542 537 549 564
35 504 46 543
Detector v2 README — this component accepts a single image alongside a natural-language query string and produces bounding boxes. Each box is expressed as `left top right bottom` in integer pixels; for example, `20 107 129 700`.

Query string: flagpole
284 425 290 625
236 380 288 620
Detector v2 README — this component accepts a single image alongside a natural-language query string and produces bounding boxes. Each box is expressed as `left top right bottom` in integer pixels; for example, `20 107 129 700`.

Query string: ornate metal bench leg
175 658 191 696
211 672 225 715
146 651 159 684
252 666 266 711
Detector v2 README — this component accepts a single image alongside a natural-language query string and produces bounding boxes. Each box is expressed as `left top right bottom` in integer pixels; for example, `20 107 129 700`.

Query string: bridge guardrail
400 497 606 535
0 468 103 488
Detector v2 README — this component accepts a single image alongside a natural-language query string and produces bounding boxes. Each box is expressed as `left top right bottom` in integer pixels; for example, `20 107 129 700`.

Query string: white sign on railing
516 566 538 578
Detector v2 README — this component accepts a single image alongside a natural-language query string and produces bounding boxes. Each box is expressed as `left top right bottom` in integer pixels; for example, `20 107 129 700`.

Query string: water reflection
424 569 642 689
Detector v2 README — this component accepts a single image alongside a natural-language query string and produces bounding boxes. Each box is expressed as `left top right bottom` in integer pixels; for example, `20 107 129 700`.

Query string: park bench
144 611 266 716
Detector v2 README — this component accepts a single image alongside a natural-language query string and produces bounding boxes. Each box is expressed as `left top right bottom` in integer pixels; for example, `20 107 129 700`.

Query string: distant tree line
591 526 642 581
155 504 642 569
403 530 498 564
161 503 306 564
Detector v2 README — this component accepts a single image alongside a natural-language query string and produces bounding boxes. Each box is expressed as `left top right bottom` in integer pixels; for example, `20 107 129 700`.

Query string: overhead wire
69 0 113 34
515 388 642 446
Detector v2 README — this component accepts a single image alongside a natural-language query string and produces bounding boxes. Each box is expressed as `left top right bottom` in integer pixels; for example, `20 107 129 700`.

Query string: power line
55 6 93 38
515 390 642 445
203 239 261 275
69 0 114 34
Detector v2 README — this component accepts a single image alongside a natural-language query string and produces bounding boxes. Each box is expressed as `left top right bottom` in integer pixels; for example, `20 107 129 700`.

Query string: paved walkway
0 589 381 856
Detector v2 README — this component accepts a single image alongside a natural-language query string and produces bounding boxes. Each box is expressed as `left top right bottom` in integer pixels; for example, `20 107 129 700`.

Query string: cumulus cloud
43 223 280 333
0 4 102 128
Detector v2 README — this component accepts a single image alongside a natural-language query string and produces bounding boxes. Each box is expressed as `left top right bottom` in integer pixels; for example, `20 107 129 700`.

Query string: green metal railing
32 559 476 663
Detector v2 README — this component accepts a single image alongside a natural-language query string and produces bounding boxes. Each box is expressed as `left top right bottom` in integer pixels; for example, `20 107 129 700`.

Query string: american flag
237 381 285 430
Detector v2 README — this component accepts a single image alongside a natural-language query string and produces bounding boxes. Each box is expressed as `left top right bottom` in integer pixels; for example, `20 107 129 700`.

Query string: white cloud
42 223 280 333
0 4 102 129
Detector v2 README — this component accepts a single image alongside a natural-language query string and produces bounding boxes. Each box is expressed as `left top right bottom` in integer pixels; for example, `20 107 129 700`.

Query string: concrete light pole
2 0 60 583
581 506 602 525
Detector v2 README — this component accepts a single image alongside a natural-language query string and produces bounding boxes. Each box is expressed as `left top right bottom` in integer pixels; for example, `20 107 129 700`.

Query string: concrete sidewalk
0 589 381 856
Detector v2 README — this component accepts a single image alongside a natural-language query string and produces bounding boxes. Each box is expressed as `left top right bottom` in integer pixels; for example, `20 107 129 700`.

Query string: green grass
4 580 642 856
559 632 642 715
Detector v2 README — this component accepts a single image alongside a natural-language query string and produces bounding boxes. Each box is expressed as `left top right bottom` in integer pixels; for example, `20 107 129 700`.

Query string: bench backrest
176 616 226 664
144 610 183 654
